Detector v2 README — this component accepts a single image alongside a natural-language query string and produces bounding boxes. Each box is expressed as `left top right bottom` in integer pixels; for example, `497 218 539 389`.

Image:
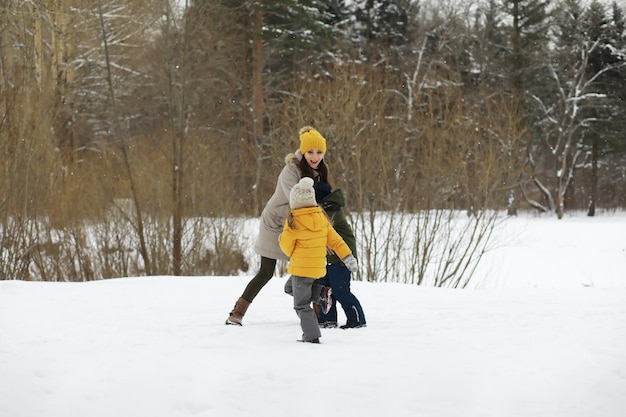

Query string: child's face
304 149 324 169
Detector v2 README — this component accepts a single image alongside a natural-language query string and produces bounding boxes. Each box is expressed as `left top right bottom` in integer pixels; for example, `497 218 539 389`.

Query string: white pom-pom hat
289 177 317 210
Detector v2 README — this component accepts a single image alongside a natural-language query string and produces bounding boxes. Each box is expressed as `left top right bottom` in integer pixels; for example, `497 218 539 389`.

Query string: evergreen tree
472 1 552 214
474 0 510 90
500 0 553 101
351 0 419 65
524 0 624 216
582 1 626 212
261 0 348 74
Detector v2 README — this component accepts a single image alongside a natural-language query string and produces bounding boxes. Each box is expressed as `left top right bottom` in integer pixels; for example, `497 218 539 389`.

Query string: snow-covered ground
1 212 625 417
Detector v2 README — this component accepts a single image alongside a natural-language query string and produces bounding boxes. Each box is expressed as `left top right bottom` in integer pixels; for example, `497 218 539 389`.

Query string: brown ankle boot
225 297 251 326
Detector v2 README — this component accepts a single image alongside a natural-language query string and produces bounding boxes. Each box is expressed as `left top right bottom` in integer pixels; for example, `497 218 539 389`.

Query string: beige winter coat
253 151 302 260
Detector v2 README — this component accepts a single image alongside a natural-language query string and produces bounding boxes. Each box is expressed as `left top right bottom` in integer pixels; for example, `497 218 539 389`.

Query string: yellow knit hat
299 126 327 154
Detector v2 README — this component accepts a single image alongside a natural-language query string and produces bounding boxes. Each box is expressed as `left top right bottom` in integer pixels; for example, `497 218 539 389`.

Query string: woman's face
303 149 324 169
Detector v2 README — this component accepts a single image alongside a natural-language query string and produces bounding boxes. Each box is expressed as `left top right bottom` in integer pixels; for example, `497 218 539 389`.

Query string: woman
225 126 331 325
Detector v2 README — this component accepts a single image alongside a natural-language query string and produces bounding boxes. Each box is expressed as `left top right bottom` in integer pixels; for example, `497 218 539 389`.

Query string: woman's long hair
298 157 330 185
287 157 331 229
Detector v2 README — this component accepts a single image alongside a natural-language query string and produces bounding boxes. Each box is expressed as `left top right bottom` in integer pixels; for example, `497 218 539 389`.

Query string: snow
1 212 626 417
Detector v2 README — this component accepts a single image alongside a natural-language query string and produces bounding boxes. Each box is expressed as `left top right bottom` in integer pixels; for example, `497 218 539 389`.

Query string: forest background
1 0 625 283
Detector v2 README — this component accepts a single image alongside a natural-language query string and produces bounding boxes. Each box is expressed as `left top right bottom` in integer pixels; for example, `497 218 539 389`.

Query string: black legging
241 256 277 302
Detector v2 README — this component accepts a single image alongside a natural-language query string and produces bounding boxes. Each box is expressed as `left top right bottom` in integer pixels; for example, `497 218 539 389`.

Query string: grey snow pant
284 275 322 342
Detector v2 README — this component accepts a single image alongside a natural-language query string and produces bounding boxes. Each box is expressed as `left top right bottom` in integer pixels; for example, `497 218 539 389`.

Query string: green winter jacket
320 188 357 264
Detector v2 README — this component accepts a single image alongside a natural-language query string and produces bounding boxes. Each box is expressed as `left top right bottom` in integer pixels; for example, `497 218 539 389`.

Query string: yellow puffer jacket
279 206 352 279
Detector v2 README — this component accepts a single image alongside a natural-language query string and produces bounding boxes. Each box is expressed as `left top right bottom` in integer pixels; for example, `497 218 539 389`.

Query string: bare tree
527 38 625 218
96 0 154 273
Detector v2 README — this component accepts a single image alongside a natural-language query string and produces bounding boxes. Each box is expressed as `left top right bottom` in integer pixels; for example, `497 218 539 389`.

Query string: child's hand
342 254 358 273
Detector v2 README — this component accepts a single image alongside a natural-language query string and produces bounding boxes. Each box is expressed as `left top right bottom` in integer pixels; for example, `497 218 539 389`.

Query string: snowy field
1 212 625 417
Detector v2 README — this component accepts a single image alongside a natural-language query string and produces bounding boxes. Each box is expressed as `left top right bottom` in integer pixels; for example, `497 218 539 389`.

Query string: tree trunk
170 0 186 275
97 0 152 275
511 0 522 102
587 135 598 216
507 189 518 216
32 5 44 88
556 153 566 220
251 0 264 214
51 0 76 156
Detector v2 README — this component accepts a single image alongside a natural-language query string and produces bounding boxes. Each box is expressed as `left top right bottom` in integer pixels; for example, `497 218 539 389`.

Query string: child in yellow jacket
279 177 357 343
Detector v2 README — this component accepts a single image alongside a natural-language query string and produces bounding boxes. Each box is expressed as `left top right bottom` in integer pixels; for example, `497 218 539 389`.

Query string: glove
342 254 358 273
